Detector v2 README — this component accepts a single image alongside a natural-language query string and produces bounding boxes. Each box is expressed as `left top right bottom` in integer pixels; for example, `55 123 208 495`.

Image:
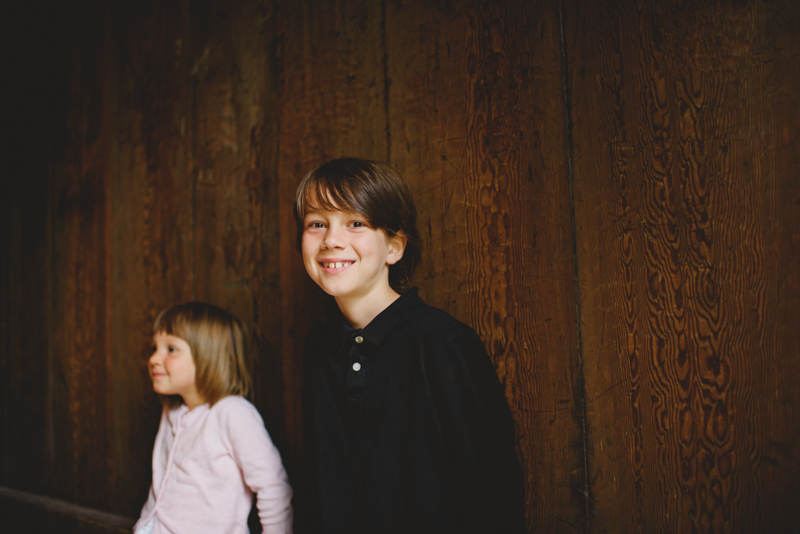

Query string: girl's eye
149 346 156 353
308 222 325 229
168 346 177 353
351 221 367 228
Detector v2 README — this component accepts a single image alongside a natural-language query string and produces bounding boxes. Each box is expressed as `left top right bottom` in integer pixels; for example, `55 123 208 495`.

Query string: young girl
134 302 293 534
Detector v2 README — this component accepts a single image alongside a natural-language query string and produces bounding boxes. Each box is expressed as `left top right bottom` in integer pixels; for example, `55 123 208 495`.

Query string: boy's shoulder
383 296 487 361
397 300 475 338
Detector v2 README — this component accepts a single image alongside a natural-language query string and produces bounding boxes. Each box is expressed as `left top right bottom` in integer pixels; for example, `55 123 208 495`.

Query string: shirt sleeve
430 329 527 534
219 398 294 534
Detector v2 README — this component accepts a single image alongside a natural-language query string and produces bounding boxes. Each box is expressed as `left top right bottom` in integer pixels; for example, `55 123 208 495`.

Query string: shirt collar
333 287 423 349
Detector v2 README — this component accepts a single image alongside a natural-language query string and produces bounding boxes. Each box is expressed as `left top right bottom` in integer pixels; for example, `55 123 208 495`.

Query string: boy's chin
316 282 358 300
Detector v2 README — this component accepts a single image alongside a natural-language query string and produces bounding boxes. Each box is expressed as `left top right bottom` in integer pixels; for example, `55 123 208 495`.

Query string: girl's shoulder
210 395 263 424
208 396 271 449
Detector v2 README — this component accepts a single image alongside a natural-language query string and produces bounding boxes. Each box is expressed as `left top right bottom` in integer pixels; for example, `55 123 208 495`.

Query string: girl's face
149 332 205 409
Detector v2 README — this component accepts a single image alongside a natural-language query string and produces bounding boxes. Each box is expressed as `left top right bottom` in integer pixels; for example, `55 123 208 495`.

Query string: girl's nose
149 350 162 366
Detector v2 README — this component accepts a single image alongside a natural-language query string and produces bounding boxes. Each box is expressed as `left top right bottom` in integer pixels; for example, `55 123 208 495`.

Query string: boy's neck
336 287 401 329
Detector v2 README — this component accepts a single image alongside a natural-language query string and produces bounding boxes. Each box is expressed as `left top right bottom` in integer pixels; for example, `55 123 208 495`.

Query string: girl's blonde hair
153 302 252 408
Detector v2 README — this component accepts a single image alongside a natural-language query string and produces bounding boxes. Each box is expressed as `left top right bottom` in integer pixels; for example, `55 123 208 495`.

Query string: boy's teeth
324 261 351 268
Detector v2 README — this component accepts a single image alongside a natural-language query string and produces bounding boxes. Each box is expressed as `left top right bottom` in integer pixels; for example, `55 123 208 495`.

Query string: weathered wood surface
274 1 390 524
386 0 584 530
2 0 799 533
0 487 135 534
110 0 196 511
2 0 71 502
566 0 800 532
185 0 288 466
45 2 115 511
275 0 392 428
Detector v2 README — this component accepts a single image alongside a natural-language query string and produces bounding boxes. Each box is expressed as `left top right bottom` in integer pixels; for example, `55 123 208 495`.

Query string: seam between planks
557 0 591 531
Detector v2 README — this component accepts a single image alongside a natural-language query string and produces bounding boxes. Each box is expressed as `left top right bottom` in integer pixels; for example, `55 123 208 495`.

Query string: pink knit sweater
134 396 293 533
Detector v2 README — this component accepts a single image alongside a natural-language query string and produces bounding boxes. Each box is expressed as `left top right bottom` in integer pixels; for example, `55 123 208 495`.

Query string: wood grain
0 487 135 534
274 0 390 489
386 0 585 530
110 0 195 513
567 0 800 532
1 0 70 495
185 0 286 460
47 3 114 509
2 1 799 532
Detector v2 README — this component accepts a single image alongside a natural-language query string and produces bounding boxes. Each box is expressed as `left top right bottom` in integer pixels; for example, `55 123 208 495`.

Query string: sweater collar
167 402 209 432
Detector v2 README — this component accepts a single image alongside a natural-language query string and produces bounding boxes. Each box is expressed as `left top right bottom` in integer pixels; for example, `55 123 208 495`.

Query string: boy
296 158 526 533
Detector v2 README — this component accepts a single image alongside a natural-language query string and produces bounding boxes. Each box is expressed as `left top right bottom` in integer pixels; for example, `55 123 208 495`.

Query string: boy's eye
351 221 367 228
308 222 325 229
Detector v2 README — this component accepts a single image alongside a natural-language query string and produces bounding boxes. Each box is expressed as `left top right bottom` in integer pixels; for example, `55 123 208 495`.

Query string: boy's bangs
301 175 364 217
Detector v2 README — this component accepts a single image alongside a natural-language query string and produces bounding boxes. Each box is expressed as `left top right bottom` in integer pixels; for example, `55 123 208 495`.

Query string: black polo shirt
303 288 526 534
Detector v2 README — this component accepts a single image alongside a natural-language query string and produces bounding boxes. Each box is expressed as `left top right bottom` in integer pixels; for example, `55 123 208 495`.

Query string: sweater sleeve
430 329 527 534
133 408 170 533
219 398 294 534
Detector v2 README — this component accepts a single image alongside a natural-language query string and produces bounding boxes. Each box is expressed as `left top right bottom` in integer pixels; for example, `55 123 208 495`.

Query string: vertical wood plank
185 0 286 473
48 3 113 509
4 1 799 533
275 0 389 480
110 0 195 514
766 2 800 530
1 0 71 495
567 0 800 531
387 0 585 530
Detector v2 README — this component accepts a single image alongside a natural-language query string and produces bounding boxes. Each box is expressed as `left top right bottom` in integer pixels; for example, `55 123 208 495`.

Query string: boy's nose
322 227 344 248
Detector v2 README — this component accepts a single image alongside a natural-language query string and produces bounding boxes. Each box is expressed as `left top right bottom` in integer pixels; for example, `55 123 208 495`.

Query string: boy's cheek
301 252 318 276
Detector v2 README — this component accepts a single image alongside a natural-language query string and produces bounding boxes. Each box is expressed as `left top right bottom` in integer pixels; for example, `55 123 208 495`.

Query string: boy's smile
320 259 355 272
302 208 406 325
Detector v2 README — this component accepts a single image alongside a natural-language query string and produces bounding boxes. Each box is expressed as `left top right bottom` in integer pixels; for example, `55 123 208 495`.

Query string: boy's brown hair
294 158 421 292
153 302 251 408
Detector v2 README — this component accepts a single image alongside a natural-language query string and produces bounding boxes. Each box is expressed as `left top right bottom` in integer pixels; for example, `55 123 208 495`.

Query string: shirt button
354 336 364 344
352 362 362 372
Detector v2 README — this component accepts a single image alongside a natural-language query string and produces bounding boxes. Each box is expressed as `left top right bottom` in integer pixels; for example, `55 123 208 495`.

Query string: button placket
345 334 367 400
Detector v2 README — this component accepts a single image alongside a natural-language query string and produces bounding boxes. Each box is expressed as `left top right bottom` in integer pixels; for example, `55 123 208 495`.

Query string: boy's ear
385 232 407 266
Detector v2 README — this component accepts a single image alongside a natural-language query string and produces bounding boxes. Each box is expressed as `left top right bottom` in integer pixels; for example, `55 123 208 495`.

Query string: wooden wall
567 0 800 531
1 0 798 532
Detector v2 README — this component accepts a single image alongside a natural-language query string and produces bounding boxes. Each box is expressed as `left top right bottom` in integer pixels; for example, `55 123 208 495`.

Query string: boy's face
302 207 405 304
